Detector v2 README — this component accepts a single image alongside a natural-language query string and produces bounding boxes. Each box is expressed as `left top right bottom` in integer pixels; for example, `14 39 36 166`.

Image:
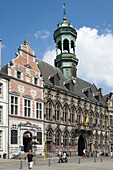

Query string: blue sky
1 0 113 95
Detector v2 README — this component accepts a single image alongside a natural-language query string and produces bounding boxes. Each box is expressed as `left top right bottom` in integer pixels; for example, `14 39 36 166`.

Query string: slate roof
36 59 107 107
104 92 113 102
1 57 107 107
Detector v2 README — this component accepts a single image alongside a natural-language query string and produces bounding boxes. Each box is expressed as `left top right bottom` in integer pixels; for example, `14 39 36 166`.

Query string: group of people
58 150 68 163
83 148 113 158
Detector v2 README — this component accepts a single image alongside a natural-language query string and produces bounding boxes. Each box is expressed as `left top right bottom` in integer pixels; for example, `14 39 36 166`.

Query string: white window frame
0 131 2 150
0 83 3 98
34 76 39 86
35 101 42 119
15 68 23 80
11 125 18 145
24 98 31 117
0 106 3 123
11 95 19 115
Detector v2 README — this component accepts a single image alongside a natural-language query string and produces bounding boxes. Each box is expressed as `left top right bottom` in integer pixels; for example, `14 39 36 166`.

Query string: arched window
11 125 18 144
77 110 80 125
63 39 69 53
55 103 60 121
46 101 52 120
46 129 53 141
63 105 68 122
58 41 61 55
55 130 61 146
70 131 75 146
71 40 74 54
63 131 68 146
70 107 75 123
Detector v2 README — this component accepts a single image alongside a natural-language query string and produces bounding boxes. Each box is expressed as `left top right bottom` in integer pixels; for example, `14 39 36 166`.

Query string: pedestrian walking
26 150 36 170
110 151 113 158
83 149 86 157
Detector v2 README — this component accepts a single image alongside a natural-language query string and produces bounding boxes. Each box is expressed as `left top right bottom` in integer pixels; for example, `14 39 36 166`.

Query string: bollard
94 157 96 163
101 157 102 162
19 159 22 169
48 159 50 166
78 158 80 164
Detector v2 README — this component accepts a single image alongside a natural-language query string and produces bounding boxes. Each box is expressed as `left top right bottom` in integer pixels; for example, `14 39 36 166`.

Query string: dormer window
49 73 60 86
64 80 74 92
93 92 100 101
82 87 92 98
34 77 38 86
17 71 21 79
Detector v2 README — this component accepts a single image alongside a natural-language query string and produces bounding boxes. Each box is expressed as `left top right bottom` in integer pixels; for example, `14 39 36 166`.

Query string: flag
93 118 98 127
84 115 88 126
63 4 65 8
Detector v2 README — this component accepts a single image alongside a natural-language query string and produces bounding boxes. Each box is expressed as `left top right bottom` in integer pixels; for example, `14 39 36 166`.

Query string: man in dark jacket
26 150 36 170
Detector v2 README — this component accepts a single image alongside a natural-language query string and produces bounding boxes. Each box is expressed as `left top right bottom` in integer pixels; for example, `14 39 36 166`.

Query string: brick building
2 41 44 158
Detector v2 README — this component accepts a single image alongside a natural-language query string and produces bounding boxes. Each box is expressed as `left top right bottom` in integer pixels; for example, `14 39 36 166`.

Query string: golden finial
63 4 66 21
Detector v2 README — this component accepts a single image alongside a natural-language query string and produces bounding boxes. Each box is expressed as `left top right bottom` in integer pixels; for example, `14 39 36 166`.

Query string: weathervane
63 3 66 21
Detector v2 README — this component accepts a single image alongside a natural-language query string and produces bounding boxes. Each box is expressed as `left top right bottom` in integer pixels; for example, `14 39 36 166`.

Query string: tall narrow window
46 101 52 120
11 125 18 144
34 77 38 85
63 105 68 122
70 131 75 146
11 96 18 115
0 131 2 149
37 131 42 145
70 108 74 123
63 131 68 146
17 71 21 79
36 102 42 119
55 130 61 146
0 106 2 123
55 104 60 120
24 99 31 117
11 130 17 144
0 83 3 98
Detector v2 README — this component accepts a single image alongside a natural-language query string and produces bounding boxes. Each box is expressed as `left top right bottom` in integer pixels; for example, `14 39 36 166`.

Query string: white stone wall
0 78 9 158
9 119 44 158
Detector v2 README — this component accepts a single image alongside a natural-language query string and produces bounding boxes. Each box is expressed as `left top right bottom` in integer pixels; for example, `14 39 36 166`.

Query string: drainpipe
0 40 2 70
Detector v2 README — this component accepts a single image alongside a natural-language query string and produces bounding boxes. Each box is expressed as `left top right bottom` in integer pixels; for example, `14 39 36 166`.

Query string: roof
1 57 107 107
36 59 107 107
104 92 113 102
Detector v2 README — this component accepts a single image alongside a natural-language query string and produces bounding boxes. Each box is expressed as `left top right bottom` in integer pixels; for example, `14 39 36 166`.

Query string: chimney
99 88 103 96
0 40 2 70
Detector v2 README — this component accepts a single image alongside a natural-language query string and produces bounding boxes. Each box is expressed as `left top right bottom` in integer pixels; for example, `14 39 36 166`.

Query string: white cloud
34 30 50 39
42 26 113 88
43 49 56 66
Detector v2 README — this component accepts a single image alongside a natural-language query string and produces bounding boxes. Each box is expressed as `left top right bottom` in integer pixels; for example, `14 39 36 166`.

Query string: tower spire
63 4 66 21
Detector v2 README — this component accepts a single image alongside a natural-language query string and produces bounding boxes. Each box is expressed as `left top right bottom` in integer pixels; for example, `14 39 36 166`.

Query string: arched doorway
78 135 85 156
23 131 32 152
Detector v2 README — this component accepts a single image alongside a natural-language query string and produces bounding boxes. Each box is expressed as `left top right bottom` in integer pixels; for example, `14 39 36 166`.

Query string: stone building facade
2 41 44 158
0 14 110 158
37 17 109 156
104 92 113 151
0 72 9 158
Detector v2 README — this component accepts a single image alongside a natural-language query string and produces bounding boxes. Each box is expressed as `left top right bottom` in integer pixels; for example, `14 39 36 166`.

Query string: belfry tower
54 5 78 83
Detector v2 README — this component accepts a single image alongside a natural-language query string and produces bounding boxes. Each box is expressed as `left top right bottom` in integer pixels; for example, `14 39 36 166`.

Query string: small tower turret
54 5 78 83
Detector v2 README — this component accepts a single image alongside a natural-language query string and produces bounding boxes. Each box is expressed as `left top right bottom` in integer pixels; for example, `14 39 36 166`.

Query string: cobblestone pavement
0 157 113 170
